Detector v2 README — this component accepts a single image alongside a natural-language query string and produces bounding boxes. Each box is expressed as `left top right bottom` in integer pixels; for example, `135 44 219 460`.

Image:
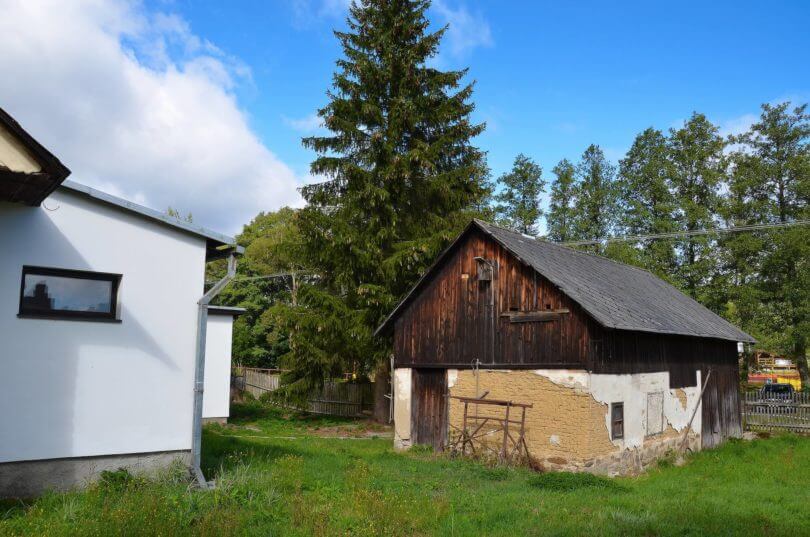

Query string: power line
561 219 810 247
205 271 310 286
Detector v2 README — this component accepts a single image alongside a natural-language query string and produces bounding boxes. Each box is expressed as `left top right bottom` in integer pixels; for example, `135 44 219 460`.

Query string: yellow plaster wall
448 369 616 462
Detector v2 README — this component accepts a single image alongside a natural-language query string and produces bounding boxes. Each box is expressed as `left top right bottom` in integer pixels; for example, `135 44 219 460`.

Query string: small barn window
646 392 664 436
18 266 122 322
610 402 624 440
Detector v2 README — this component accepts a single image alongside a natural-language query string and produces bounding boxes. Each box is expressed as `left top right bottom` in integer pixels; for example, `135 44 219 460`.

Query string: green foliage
667 113 726 298
615 127 678 280
494 153 545 235
527 471 626 492
571 144 618 250
166 206 193 223
722 102 810 382
213 208 304 368
546 158 577 242
271 0 489 399
538 102 807 379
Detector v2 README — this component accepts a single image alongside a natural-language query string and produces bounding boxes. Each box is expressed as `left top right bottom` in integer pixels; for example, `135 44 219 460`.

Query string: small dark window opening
18 266 122 322
611 402 624 440
545 303 552 310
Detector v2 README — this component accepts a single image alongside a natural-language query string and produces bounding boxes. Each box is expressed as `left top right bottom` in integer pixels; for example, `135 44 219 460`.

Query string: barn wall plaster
393 368 412 450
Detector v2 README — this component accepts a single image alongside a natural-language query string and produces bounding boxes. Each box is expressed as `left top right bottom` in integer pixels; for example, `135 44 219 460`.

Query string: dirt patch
309 423 392 438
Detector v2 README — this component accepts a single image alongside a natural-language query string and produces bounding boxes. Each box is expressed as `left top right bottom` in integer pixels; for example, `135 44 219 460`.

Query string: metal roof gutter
191 252 238 488
59 180 244 254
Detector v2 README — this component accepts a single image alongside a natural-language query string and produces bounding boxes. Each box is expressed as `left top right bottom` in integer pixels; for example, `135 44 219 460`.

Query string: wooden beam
501 309 570 323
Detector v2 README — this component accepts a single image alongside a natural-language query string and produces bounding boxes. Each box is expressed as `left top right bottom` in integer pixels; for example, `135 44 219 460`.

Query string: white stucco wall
203 314 235 419
535 369 703 450
393 368 412 449
0 188 207 463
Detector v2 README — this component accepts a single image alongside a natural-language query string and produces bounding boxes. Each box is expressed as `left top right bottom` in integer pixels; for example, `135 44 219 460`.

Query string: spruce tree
494 153 545 235
272 0 488 400
668 113 725 299
546 159 577 242
571 145 617 248
616 128 678 279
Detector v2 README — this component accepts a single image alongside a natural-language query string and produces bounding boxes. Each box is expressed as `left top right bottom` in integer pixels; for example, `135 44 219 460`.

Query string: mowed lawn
2 403 809 536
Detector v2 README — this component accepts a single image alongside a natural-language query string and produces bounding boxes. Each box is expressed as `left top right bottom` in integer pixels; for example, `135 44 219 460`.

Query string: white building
203 306 245 424
0 107 242 497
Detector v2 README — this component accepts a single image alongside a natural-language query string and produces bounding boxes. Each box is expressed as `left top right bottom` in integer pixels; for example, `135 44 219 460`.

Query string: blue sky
2 1 808 234
162 0 810 180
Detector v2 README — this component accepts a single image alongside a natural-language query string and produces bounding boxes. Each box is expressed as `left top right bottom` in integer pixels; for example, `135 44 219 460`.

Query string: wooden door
411 369 448 451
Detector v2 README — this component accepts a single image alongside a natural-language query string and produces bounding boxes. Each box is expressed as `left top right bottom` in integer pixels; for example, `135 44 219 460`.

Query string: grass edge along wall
381 220 752 476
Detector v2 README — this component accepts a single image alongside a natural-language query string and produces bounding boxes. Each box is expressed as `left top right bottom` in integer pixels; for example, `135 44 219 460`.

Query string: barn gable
389 225 599 369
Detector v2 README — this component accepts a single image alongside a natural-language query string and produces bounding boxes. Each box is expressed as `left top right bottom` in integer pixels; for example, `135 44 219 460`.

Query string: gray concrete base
202 417 228 425
0 450 191 499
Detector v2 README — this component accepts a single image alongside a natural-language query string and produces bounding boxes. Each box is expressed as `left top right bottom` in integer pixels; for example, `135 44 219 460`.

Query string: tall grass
1 403 808 536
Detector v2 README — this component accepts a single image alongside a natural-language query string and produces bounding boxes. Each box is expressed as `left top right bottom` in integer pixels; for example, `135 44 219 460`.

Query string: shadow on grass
229 401 362 428
527 472 628 493
201 429 305 477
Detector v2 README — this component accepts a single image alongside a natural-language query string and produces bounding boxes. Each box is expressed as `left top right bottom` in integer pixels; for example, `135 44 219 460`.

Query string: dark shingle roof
377 219 754 343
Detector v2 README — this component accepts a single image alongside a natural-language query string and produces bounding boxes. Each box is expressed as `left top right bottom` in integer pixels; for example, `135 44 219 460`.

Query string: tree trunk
373 359 391 423
795 342 809 391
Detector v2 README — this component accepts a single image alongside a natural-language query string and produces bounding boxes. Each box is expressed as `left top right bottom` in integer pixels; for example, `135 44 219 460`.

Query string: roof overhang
208 306 247 317
0 107 71 205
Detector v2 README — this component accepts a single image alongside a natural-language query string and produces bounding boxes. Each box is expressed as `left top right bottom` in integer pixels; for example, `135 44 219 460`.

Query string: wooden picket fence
232 366 374 418
742 391 810 433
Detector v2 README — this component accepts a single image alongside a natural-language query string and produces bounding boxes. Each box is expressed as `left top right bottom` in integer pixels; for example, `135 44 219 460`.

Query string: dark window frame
18 265 122 322
611 402 624 440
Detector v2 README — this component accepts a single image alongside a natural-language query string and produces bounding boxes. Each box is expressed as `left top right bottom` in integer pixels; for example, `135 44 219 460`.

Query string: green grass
2 401 809 536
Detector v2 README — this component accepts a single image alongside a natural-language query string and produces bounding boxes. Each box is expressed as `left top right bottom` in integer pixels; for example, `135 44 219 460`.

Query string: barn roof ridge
376 219 755 343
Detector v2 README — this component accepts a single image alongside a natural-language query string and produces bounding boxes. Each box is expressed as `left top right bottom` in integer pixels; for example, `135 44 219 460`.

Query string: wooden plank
501 310 570 323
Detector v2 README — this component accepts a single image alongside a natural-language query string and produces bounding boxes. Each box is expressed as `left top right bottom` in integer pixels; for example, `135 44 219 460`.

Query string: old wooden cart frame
449 395 532 462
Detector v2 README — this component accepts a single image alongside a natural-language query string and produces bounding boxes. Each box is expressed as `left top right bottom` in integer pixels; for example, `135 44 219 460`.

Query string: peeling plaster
532 369 589 392
393 368 412 450
535 369 703 450
447 369 458 389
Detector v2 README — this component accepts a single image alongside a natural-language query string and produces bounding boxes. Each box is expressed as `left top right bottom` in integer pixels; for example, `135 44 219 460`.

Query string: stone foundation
202 417 228 425
535 430 700 476
0 450 191 499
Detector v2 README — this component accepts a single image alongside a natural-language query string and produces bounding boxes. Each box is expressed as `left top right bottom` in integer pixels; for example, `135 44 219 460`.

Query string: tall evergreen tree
571 145 617 247
546 159 577 242
272 0 488 400
668 113 725 299
726 102 810 385
615 128 678 279
494 153 545 235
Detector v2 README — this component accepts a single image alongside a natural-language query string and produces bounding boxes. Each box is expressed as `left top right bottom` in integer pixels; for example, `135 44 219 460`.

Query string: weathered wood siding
393 229 596 369
411 369 448 450
392 228 743 447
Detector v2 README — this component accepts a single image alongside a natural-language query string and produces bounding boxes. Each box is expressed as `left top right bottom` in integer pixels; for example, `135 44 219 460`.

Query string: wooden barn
376 220 754 475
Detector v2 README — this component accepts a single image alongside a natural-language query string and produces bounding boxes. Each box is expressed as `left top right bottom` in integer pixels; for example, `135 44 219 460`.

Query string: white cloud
289 0 351 27
284 113 324 133
0 0 306 235
433 0 493 59
718 113 758 139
